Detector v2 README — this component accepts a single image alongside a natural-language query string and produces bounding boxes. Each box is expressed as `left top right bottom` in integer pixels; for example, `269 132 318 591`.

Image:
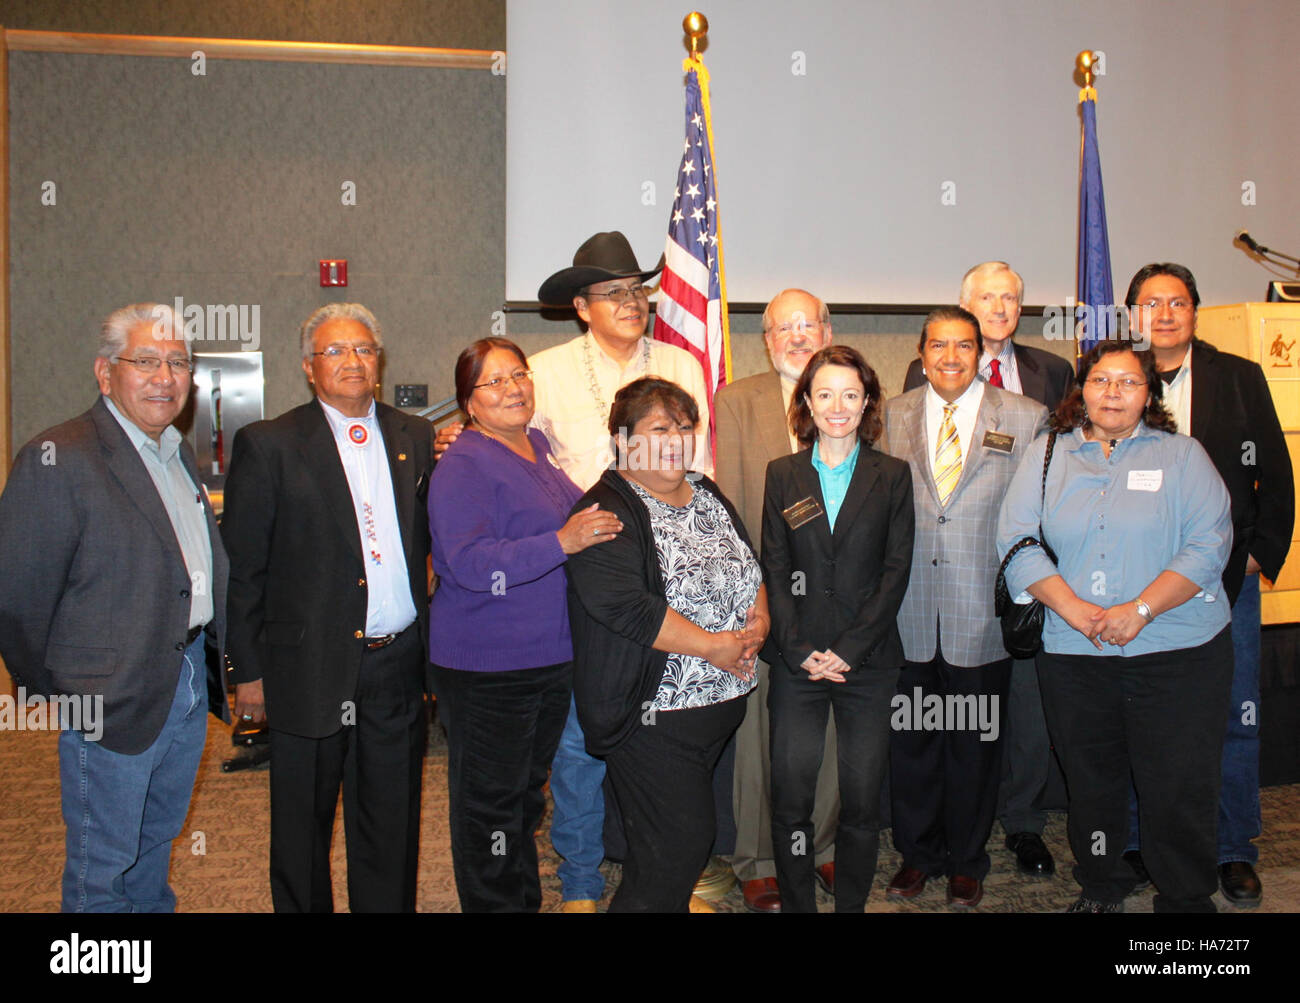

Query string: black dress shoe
1218 862 1262 907
1123 850 1151 893
1005 832 1055 876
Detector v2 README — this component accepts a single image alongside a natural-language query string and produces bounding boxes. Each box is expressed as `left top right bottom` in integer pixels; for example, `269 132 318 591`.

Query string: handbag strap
998 430 1059 580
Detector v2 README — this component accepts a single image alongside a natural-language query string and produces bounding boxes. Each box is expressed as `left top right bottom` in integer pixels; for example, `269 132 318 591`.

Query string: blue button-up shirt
811 439 860 532
996 424 1231 656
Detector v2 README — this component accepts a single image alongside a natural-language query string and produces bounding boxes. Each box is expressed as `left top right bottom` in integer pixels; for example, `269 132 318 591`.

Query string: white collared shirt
1160 344 1194 435
318 399 417 636
924 377 986 473
103 396 214 630
529 333 714 491
979 339 1022 395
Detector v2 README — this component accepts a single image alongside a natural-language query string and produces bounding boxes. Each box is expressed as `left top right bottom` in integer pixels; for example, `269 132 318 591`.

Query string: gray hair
99 303 190 360
300 302 384 359
761 288 831 334
958 261 1024 307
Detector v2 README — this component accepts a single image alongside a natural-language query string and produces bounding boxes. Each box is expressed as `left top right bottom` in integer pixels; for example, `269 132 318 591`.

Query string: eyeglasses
473 370 534 392
1084 375 1147 392
582 284 651 305
772 321 824 337
113 356 194 374
311 344 381 360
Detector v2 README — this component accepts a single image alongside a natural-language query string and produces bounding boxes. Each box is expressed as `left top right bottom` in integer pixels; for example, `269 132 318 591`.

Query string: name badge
783 496 824 530
1127 469 1163 492
982 431 1015 453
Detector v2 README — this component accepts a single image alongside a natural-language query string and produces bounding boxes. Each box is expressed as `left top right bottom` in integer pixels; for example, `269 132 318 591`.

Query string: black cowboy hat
537 231 665 305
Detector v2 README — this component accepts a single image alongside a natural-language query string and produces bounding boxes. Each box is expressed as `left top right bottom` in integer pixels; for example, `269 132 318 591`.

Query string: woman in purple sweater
428 337 621 912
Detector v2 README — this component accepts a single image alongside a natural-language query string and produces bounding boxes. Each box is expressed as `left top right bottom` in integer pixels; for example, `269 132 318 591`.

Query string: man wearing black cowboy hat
436 230 713 909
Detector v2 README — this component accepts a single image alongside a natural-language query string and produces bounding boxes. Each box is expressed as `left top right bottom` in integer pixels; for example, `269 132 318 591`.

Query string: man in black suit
1126 262 1294 907
222 302 436 912
904 261 1075 879
0 302 228 911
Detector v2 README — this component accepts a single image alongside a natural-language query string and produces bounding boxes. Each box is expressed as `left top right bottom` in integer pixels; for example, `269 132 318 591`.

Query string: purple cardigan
428 427 583 671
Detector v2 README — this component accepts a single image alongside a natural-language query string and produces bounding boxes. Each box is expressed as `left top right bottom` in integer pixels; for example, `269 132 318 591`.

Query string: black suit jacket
0 398 229 754
760 444 914 676
221 399 435 739
1185 338 1294 604
903 341 1076 412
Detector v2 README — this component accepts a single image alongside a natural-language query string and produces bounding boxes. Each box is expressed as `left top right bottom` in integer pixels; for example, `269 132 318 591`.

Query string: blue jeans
1126 576 1260 865
548 696 606 901
59 633 208 912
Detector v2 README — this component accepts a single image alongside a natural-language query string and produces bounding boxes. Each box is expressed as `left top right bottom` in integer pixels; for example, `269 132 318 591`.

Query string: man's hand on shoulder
434 421 464 459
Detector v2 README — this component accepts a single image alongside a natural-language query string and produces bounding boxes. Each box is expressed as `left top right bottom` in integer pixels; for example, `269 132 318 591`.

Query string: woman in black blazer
761 345 915 912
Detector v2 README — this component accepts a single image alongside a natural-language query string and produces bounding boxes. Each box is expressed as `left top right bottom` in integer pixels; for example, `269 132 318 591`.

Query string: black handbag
994 431 1058 659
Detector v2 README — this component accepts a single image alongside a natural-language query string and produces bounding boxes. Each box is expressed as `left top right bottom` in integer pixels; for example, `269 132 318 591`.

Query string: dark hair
608 377 700 457
916 305 984 355
1124 262 1200 309
453 337 529 415
1050 342 1178 434
788 345 884 448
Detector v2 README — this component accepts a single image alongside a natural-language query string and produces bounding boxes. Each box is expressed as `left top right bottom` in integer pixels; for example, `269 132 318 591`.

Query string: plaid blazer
881 384 1047 666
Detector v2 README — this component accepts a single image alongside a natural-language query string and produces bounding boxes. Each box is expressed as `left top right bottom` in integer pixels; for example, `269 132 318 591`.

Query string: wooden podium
1196 303 1300 624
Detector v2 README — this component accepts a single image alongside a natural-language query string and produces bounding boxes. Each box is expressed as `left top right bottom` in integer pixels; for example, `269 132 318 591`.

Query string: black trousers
432 661 571 913
604 696 747 912
769 662 897 912
1036 627 1234 912
268 625 427 912
889 651 1011 882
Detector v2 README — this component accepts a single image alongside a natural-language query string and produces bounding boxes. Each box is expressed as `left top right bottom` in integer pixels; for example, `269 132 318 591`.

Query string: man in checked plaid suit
880 306 1047 908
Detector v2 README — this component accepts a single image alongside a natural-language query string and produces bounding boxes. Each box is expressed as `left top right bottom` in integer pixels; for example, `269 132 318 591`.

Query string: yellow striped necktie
934 403 962 505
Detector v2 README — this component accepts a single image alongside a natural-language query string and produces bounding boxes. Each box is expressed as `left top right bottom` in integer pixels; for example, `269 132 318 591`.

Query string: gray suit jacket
0 398 229 754
714 370 790 545
881 384 1047 666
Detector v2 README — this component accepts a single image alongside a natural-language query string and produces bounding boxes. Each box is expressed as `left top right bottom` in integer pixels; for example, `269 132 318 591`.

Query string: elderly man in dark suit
882 306 1047 908
1125 262 1294 907
714 288 839 912
222 302 436 912
904 261 1075 880
0 302 228 912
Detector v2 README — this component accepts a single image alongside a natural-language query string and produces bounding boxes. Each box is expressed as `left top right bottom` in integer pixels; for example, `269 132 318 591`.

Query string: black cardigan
564 470 757 756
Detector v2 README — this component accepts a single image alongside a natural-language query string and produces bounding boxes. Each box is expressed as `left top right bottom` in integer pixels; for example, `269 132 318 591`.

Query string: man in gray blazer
881 306 1047 908
0 302 229 912
905 262 1074 878
714 288 837 912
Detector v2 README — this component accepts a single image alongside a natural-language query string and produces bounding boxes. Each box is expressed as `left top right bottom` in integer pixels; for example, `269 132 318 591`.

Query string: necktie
934 403 962 505
988 358 1004 388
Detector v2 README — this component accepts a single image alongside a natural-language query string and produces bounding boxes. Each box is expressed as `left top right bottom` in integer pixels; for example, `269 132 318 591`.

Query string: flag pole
683 11 732 385
1074 50 1096 371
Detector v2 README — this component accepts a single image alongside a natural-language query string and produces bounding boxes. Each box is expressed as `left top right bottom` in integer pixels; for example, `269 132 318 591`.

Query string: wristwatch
1134 597 1154 622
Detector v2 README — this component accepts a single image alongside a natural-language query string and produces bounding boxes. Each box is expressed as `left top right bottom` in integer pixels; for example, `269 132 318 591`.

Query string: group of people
0 230 1291 915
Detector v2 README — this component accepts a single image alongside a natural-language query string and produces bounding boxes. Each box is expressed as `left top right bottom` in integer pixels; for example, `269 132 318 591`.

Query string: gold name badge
782 496 824 530
982 431 1015 453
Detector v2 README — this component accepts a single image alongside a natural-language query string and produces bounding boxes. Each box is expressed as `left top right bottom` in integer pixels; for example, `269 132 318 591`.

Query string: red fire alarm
319 259 348 287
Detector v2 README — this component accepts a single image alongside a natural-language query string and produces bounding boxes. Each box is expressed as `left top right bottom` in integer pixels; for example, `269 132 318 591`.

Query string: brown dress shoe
742 877 781 913
815 862 835 895
887 866 929 899
947 875 983 908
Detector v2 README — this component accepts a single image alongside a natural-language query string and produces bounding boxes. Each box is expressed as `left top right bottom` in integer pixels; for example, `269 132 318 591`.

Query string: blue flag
1077 95 1114 361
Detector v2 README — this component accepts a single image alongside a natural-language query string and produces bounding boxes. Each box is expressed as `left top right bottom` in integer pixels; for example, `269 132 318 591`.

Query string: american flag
653 60 731 435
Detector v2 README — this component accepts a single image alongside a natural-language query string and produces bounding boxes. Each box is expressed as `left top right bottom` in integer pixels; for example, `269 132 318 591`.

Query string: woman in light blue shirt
997 342 1232 913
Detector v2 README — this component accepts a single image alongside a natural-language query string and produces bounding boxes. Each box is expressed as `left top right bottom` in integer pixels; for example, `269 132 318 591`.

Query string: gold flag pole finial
1076 50 1097 102
684 11 708 60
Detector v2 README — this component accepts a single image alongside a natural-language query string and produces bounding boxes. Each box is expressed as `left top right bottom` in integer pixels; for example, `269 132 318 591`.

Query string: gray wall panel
9 49 504 450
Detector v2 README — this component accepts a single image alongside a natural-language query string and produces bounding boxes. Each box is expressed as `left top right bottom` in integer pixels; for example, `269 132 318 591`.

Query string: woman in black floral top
566 378 770 912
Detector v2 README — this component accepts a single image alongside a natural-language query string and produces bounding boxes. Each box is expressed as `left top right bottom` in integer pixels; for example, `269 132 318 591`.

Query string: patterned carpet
1 704 1297 914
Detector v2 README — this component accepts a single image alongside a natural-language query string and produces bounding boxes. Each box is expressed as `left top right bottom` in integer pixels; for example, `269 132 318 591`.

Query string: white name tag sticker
1127 469 1163 492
